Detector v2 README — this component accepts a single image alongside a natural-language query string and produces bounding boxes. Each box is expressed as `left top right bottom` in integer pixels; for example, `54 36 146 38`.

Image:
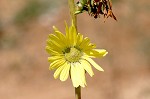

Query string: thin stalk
68 0 81 99
75 86 81 99
68 0 77 29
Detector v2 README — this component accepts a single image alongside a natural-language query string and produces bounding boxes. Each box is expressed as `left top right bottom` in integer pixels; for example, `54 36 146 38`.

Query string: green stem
75 86 81 99
68 0 77 29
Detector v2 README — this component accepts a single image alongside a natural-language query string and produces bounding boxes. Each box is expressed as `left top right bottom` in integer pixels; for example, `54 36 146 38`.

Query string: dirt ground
0 0 150 99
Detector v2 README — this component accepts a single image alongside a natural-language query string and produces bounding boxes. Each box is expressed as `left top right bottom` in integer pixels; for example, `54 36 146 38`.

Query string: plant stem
68 0 77 29
75 86 81 99
68 0 81 99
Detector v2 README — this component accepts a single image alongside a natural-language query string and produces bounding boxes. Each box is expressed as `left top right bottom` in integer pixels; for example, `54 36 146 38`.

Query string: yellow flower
46 22 108 88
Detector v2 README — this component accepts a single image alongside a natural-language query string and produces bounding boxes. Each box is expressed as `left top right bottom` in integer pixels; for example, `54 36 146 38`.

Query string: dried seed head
75 0 117 22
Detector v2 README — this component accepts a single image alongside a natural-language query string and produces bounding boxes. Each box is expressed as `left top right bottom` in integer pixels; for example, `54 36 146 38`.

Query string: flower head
46 22 108 87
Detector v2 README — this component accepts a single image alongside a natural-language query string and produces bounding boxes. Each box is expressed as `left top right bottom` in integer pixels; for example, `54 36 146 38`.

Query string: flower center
65 47 82 62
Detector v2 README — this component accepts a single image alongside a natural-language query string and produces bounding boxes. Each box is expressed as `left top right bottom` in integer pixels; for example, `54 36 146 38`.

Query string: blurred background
0 0 150 99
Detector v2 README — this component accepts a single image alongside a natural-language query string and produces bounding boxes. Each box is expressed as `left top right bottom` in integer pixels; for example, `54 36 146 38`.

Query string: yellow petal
60 62 70 81
53 25 67 47
84 57 104 71
46 46 60 55
54 31 67 46
65 21 70 42
46 40 62 53
48 56 63 62
49 59 66 70
65 21 69 37
48 34 63 48
76 33 83 46
82 43 96 52
53 26 59 31
71 63 80 87
54 64 65 79
80 37 90 49
76 62 86 87
92 49 108 57
80 59 94 77
69 25 73 40
72 26 77 45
